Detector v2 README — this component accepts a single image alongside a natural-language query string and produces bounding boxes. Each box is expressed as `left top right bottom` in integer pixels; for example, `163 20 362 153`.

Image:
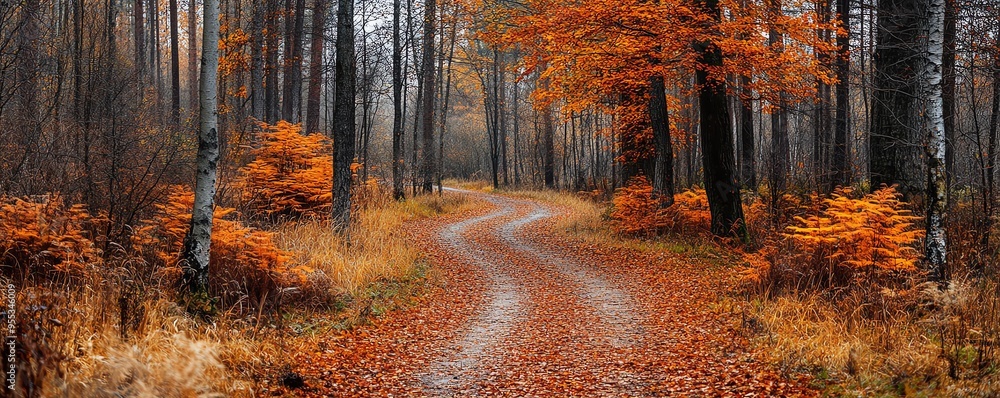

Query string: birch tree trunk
181 0 220 295
922 0 947 282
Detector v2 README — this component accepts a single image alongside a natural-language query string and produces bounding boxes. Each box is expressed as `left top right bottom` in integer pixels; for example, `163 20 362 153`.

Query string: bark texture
181 0 220 294
419 0 438 193
332 0 356 229
870 0 924 198
649 75 675 206
696 0 746 238
922 0 947 282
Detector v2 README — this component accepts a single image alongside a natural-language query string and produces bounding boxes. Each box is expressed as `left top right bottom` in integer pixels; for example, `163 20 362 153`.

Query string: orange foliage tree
0 195 103 278
479 0 837 142
237 121 333 221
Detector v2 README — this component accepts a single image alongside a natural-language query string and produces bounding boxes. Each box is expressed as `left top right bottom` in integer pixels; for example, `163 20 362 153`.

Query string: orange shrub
743 186 924 288
134 188 299 308
786 186 923 271
237 121 333 221
0 195 102 278
610 176 711 236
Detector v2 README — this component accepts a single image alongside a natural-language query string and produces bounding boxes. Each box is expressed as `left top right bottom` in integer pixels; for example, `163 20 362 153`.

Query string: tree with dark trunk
542 90 556 188
250 0 266 121
332 0 356 229
419 0 438 193
188 0 198 113
740 75 756 189
134 0 145 82
392 0 405 199
282 0 306 123
305 0 326 134
870 0 924 198
831 0 850 189
695 0 747 239
942 0 956 198
169 0 181 124
649 74 675 206
264 0 281 123
181 0 220 296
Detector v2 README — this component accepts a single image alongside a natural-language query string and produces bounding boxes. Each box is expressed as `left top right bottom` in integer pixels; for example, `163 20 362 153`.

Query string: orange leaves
742 186 924 290
785 186 923 272
134 187 295 307
237 121 333 221
610 176 711 236
0 194 103 278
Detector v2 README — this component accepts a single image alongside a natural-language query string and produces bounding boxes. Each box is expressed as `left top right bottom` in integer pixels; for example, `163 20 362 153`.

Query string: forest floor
270 188 817 397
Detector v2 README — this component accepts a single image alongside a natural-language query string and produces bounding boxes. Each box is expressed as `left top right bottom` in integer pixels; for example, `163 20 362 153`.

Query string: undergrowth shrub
134 187 302 311
742 186 924 289
610 176 711 236
0 194 103 279
238 121 333 221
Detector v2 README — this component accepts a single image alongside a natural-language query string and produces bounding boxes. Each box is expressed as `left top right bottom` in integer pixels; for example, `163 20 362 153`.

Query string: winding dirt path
285 190 815 397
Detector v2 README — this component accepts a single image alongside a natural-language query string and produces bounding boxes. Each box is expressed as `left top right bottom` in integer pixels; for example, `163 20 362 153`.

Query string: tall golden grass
9 184 475 397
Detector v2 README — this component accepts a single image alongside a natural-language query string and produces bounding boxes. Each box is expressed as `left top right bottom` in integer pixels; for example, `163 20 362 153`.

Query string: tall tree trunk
11 0 40 194
332 0 356 229
696 0 746 239
419 0 437 193
985 38 1000 253
942 0 956 201
135 0 146 82
283 0 306 123
188 0 198 113
438 6 458 194
264 0 280 123
649 74 675 206
392 0 404 199
542 106 555 188
740 75 756 189
169 0 181 124
305 0 326 133
870 0 923 198
250 0 265 120
831 0 850 189
181 0 220 295
922 0 946 282
768 0 788 195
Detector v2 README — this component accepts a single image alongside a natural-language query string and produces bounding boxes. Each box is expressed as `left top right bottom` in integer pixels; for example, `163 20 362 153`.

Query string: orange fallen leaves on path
274 191 816 397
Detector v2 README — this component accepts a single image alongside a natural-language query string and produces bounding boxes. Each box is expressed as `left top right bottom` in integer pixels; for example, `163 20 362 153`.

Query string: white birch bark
181 0 220 293
922 0 947 281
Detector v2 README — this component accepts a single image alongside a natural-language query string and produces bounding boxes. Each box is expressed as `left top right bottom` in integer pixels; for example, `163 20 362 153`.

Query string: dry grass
744 277 1000 396
505 189 609 239
508 187 1000 395
12 185 476 397
15 278 267 397
442 178 494 192
741 200 1000 396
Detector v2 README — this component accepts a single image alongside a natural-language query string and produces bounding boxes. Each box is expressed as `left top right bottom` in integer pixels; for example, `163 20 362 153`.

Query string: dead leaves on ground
276 194 815 397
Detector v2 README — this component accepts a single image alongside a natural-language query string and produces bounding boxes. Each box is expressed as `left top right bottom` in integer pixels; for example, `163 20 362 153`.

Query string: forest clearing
3 0 1000 395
